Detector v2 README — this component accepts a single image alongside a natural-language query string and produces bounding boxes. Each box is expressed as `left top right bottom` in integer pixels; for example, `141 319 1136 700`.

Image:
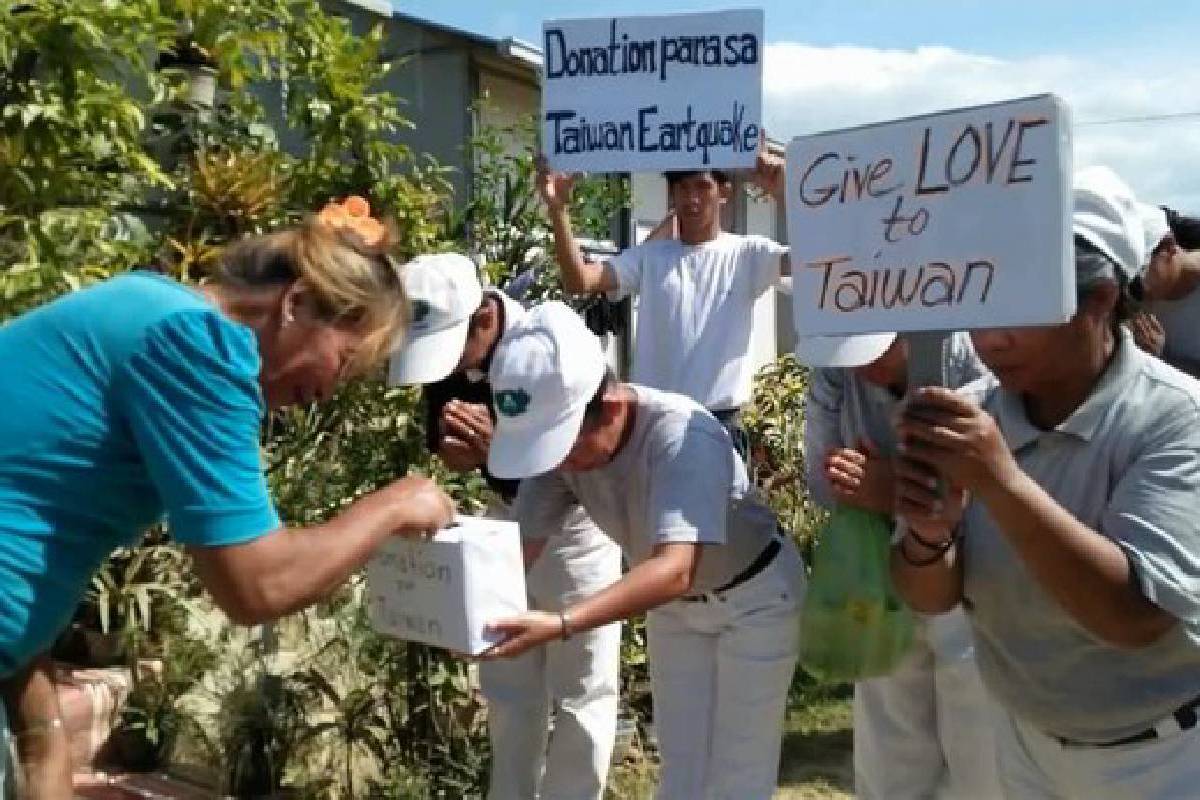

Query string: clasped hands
828 387 1019 544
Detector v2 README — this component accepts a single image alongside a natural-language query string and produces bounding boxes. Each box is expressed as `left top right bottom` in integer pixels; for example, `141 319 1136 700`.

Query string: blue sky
393 1 1193 60
390 1 1200 209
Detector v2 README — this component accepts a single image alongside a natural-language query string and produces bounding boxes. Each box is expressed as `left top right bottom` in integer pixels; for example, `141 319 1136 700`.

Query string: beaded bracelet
907 526 957 552
898 533 957 568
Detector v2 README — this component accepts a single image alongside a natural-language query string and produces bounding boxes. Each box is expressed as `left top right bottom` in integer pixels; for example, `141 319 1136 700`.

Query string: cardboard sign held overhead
541 9 763 173
787 94 1073 337
367 517 527 655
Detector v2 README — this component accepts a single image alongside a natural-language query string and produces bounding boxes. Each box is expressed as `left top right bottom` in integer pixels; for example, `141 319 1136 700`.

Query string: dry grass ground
775 697 855 799
606 695 855 799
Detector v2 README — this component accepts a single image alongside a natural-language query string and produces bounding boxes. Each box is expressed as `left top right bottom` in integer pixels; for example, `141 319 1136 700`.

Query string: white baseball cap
795 332 897 368
387 253 483 385
1137 202 1171 269
1072 166 1146 283
486 302 607 479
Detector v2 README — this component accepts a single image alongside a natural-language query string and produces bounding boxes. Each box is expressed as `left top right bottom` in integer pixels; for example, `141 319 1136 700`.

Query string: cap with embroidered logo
486 301 607 479
387 253 483 385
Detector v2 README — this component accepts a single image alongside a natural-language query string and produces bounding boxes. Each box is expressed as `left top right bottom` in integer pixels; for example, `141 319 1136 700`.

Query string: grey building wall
254 2 480 201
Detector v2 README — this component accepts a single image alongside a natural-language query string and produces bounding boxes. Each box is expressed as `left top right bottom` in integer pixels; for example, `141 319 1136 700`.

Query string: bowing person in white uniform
389 256 622 800
481 302 805 800
800 332 1001 799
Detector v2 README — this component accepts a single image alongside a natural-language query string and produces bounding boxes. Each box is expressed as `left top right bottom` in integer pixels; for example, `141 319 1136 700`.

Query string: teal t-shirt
0 272 281 675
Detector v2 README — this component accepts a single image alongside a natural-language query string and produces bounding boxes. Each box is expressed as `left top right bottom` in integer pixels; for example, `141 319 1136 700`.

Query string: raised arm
750 137 791 276
188 476 454 625
536 156 618 295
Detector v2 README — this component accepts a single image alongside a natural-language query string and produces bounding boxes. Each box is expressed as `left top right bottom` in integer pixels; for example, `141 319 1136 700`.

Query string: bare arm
890 534 964 613
750 134 791 278
188 476 454 625
2 655 72 800
481 542 698 659
974 470 1174 647
563 542 697 629
898 387 1175 647
547 206 618 295
536 156 618 295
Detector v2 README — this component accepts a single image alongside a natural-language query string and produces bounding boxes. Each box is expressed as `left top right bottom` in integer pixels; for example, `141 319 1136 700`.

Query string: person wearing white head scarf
891 167 1200 798
1128 204 1200 377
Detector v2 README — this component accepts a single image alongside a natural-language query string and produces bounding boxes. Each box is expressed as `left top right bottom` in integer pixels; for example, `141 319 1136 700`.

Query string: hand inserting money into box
366 516 528 655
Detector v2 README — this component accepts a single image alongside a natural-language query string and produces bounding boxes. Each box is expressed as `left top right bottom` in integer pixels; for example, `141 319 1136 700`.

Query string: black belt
681 534 782 602
1055 693 1200 748
709 407 742 426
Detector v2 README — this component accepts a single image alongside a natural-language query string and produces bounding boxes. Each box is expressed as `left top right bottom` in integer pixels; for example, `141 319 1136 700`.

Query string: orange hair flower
318 196 386 248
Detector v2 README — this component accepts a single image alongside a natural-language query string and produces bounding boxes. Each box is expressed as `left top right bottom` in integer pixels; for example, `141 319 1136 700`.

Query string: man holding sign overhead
539 9 787 459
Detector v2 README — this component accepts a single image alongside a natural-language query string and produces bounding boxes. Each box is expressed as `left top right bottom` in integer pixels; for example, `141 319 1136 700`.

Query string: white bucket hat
387 253 483 385
486 302 607 479
1072 166 1147 284
795 332 898 368
1137 202 1171 271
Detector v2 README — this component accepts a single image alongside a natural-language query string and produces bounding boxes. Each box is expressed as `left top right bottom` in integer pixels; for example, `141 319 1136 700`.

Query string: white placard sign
367 517 527 655
787 94 1073 337
541 9 763 173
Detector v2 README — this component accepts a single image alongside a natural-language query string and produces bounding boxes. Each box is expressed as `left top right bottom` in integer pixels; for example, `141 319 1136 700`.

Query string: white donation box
367 517 528 655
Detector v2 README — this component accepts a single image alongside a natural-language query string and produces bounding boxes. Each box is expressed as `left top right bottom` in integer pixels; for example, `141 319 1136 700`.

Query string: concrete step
73 771 214 799
54 665 134 773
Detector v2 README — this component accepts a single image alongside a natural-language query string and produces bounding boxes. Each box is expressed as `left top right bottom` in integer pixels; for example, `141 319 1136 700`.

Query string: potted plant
217 671 308 798
59 536 198 667
105 635 215 773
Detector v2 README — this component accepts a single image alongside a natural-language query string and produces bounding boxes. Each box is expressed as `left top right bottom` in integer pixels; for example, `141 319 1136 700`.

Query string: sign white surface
541 9 763 173
367 517 527 655
787 94 1073 337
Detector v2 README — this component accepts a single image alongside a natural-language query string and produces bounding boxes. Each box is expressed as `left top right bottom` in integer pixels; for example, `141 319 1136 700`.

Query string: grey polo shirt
962 330 1200 741
803 332 986 509
513 386 779 592
1149 289 1200 376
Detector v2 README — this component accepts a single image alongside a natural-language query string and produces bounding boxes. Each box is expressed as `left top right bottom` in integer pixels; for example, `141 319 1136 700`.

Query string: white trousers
854 607 1002 800
646 538 805 800
997 708 1200 800
484 507 623 800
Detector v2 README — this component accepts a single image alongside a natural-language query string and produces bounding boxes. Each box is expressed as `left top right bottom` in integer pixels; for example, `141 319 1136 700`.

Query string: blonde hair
215 216 408 374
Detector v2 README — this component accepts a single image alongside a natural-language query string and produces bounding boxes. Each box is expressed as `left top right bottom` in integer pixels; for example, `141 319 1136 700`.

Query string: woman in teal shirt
0 202 454 793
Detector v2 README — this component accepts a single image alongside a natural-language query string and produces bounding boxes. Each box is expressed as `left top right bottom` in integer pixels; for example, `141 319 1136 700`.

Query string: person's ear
280 279 312 326
717 181 733 205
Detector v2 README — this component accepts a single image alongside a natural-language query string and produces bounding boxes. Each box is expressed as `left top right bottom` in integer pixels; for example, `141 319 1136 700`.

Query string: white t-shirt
608 232 788 410
513 386 779 592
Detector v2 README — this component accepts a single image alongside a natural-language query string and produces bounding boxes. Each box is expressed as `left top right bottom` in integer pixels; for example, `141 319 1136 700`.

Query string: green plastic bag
799 505 915 682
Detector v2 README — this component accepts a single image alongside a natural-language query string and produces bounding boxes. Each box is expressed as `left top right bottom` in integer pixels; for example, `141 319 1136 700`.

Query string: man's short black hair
582 368 616 423
1165 207 1200 251
663 169 732 189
